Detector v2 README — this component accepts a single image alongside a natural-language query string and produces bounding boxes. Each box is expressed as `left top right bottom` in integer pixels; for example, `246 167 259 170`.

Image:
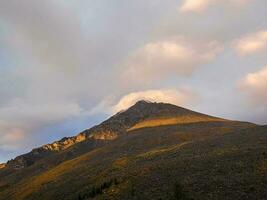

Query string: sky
0 0 267 163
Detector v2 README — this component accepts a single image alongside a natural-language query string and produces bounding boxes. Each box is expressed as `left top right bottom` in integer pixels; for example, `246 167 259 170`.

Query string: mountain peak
127 100 173 112
134 99 153 105
112 100 153 116
4 101 223 170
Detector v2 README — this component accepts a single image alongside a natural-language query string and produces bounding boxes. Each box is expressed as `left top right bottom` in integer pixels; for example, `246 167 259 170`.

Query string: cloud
0 99 83 150
0 99 82 124
179 0 250 13
0 0 266 161
238 66 267 106
0 123 25 151
121 36 222 84
179 0 214 13
0 0 186 158
234 30 267 55
112 88 197 113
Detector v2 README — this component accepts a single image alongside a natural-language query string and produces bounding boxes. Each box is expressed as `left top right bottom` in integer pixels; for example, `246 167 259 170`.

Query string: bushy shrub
77 178 119 199
174 182 187 200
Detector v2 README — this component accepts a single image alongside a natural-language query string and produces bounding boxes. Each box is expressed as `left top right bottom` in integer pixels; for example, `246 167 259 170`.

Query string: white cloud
180 0 214 13
234 30 267 55
179 0 250 13
122 36 222 84
238 66 267 106
112 88 197 113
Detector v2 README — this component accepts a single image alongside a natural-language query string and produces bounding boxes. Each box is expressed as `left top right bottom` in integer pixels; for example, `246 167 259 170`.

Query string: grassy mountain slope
0 101 265 200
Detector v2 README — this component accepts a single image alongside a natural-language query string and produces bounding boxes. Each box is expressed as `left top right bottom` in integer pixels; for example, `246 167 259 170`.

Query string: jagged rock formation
0 163 5 169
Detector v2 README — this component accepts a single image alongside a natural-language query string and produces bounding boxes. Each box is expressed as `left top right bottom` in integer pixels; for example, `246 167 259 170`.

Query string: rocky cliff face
0 163 6 169
4 101 220 170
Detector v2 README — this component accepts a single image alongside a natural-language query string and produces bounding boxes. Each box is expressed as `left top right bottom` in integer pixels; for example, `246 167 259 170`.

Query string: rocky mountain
0 101 266 200
4 101 224 170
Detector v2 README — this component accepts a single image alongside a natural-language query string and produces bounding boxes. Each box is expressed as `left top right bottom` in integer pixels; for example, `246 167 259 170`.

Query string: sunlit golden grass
211 146 239 156
13 147 103 200
257 160 267 174
137 142 190 159
113 157 129 169
127 116 225 131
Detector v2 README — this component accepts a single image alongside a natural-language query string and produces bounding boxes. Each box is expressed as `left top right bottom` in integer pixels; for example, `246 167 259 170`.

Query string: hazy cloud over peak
112 88 197 113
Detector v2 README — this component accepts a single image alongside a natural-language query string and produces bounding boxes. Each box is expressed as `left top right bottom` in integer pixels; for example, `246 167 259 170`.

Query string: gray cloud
0 0 267 162
120 36 222 85
0 0 173 152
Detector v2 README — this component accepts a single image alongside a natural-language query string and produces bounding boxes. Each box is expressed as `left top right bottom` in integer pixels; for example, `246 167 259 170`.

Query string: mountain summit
4 101 223 169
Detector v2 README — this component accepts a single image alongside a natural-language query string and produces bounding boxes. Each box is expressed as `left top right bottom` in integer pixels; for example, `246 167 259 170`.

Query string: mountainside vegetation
0 101 266 200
